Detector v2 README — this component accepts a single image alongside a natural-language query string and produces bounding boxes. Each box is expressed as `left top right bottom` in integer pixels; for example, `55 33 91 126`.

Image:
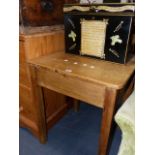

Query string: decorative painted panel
64 3 135 64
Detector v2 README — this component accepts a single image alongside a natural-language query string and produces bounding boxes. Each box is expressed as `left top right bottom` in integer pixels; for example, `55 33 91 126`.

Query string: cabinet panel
19 40 26 64
25 30 65 60
43 88 66 118
19 63 31 87
19 84 36 121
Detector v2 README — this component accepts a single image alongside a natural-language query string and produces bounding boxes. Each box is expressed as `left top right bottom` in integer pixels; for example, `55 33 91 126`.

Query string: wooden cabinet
19 25 69 140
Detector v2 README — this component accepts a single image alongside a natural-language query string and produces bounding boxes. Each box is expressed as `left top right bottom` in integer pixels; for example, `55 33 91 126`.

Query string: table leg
73 99 80 112
98 88 117 155
29 65 47 144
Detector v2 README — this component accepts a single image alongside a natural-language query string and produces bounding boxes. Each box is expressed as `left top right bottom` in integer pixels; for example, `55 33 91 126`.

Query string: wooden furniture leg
73 99 80 112
29 65 47 144
98 88 117 155
122 74 135 103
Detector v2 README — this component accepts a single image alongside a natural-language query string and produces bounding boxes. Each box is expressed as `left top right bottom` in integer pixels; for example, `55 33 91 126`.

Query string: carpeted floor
19 103 121 155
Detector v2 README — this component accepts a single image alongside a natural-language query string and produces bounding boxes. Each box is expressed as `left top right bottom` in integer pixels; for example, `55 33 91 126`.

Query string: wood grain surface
19 27 69 142
28 52 135 89
20 0 78 26
28 51 135 154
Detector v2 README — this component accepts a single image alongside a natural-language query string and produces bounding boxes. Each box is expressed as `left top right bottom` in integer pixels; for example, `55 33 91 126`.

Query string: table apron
36 68 106 108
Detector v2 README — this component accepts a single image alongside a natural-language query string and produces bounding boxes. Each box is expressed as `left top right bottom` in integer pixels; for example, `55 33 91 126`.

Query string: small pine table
28 51 135 155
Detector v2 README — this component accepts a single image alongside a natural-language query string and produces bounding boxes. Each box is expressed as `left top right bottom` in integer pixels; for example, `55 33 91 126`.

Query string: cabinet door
19 63 31 87
19 85 36 122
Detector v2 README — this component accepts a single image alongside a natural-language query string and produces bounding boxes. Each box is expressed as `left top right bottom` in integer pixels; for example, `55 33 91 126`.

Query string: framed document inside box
80 19 108 59
63 3 135 64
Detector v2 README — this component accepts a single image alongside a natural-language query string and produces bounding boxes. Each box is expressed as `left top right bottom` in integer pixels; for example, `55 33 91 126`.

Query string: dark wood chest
20 0 78 26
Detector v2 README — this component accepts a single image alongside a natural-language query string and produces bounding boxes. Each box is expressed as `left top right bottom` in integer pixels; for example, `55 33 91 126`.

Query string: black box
63 3 135 64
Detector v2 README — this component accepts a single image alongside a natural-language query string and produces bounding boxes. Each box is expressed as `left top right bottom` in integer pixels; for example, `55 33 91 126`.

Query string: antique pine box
63 3 135 64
